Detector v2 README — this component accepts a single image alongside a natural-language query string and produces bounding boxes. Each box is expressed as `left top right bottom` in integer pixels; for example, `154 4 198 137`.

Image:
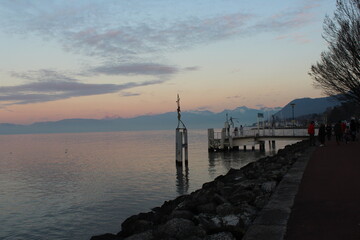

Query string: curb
242 147 315 240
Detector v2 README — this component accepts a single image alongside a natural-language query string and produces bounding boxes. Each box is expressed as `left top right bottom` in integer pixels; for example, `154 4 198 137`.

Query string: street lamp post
290 103 295 135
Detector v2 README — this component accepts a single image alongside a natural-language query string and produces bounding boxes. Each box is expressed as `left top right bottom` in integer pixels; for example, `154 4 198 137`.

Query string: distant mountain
274 96 340 119
0 96 340 134
0 106 279 134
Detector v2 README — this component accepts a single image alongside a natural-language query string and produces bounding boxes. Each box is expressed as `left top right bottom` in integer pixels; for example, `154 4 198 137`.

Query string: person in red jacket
308 121 315 146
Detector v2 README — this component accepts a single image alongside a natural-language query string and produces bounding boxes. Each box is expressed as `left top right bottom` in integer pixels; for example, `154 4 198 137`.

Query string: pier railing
208 128 312 151
213 128 314 138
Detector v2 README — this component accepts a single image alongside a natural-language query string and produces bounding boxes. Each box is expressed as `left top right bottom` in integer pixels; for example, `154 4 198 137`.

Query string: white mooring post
176 128 188 166
175 94 188 166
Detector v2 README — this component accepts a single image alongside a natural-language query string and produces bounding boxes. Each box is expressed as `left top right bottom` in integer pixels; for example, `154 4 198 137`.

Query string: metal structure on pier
175 94 188 166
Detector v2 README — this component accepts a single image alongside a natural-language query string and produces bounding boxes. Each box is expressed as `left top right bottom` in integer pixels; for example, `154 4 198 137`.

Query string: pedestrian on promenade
308 121 315 146
240 125 244 136
350 118 357 141
334 121 342 145
344 126 351 144
341 121 347 140
325 123 332 141
233 127 238 136
318 123 326 146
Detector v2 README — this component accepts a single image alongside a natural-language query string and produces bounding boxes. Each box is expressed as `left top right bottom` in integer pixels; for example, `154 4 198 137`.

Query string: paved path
285 140 360 240
243 144 314 240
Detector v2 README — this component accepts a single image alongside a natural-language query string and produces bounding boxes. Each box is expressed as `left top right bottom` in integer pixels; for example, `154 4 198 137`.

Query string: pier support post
244 145 247 151
176 128 188 166
259 141 265 152
252 146 255 151
208 128 215 151
272 140 276 149
184 128 188 165
220 128 226 150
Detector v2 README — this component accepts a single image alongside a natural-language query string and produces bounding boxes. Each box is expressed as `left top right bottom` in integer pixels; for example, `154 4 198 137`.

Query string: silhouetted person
325 123 332 141
334 121 342 145
308 121 315 146
240 125 244 136
318 123 326 146
341 121 347 140
233 127 238 136
350 119 357 141
344 126 351 144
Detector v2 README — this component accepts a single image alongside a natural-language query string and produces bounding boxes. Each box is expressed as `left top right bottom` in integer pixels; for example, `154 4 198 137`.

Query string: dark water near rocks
0 130 298 240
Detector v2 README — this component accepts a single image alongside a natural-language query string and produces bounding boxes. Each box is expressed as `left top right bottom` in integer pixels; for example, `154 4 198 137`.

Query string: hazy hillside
0 106 279 134
0 96 341 134
274 96 340 119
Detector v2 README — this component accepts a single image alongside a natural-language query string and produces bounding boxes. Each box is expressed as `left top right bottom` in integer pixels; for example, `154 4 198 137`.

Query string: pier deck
208 128 311 151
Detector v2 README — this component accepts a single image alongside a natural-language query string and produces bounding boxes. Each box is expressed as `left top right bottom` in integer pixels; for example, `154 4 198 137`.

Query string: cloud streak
254 1 320 34
0 70 164 106
91 63 180 76
0 1 321 61
0 0 326 108
89 63 199 76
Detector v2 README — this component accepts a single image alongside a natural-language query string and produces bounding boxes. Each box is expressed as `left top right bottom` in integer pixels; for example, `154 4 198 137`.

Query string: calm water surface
0 130 297 240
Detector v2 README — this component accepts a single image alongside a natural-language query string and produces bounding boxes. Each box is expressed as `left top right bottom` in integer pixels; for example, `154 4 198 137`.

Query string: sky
0 0 337 124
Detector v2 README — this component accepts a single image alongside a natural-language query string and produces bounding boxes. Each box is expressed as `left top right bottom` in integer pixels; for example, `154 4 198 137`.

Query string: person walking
318 123 326 146
325 123 332 141
341 121 347 141
350 119 357 141
308 121 315 146
233 127 238 137
240 125 244 136
334 121 342 145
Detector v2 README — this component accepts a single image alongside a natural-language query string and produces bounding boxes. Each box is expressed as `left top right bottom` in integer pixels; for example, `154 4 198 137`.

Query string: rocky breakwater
91 140 310 240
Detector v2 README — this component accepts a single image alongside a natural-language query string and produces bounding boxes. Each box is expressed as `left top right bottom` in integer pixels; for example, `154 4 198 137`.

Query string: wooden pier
208 128 310 152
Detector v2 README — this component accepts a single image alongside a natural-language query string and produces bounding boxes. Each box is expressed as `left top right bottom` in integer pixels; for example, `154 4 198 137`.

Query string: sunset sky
0 0 336 124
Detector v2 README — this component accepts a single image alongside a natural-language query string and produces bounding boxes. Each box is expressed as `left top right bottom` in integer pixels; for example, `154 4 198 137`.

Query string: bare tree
309 0 360 104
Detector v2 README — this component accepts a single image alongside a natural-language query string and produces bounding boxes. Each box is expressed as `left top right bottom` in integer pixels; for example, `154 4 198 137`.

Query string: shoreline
91 140 312 240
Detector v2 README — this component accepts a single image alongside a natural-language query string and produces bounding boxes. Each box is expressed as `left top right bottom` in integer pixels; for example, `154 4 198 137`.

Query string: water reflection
176 164 189 195
208 150 267 179
0 130 297 240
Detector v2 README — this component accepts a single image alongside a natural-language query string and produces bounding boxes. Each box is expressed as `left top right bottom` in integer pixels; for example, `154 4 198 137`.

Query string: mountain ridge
0 96 340 134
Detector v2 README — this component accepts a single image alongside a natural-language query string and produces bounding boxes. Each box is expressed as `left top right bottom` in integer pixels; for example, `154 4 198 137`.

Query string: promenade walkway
285 139 360 240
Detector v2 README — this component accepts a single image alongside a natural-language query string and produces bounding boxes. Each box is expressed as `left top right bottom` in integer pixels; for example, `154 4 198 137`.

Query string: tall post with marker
175 94 188 166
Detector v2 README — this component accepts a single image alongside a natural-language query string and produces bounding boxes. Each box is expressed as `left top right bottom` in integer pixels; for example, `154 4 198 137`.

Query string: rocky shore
91 140 311 240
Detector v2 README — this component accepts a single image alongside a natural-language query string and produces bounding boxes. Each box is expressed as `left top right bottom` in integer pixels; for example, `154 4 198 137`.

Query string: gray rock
233 179 258 189
156 218 197 239
120 217 153 237
124 230 153 240
184 237 203 240
239 203 258 227
196 214 222 232
261 181 277 193
228 190 255 204
220 214 245 238
169 210 194 220
213 193 229 204
216 203 234 216
90 233 120 240
197 202 217 214
222 215 240 227
205 232 236 240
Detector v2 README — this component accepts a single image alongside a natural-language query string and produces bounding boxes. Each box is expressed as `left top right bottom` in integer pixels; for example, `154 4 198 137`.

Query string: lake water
0 130 298 240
